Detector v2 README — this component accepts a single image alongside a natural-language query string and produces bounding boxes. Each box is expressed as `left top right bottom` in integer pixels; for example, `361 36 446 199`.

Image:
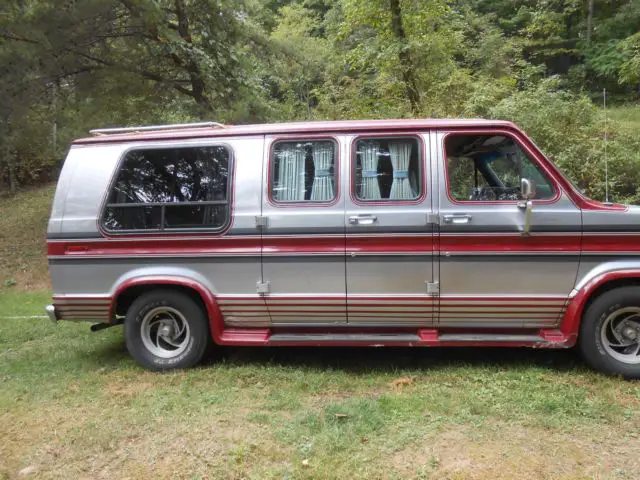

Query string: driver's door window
446 134 555 202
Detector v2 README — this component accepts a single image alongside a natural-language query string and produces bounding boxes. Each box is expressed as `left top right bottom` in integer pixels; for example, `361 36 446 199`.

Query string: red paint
265 136 341 208
48 236 261 257
219 328 270 345
49 233 598 259
262 236 345 255
112 276 227 343
212 326 570 348
440 233 581 253
559 269 640 345
581 234 640 252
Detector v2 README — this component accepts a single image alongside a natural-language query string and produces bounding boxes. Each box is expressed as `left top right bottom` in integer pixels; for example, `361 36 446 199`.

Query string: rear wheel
579 286 640 378
124 289 212 371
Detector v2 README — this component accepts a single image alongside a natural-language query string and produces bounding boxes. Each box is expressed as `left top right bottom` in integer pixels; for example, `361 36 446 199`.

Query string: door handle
348 214 378 225
442 214 472 225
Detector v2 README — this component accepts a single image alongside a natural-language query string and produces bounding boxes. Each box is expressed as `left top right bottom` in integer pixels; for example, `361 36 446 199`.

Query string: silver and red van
45 119 640 376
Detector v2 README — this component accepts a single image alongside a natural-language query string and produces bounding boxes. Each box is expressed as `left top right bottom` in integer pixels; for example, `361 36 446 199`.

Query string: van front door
261 135 347 325
435 130 581 328
345 133 436 326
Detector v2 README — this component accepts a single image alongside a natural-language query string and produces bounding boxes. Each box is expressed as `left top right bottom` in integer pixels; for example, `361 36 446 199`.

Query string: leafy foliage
0 0 638 201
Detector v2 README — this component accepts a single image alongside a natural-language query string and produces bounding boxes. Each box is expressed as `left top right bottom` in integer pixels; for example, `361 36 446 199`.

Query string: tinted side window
355 137 422 201
446 134 554 201
103 146 231 232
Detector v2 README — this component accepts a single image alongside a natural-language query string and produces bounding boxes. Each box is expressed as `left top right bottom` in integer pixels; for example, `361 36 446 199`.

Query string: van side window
103 146 231 232
446 134 555 201
354 137 422 201
271 140 337 202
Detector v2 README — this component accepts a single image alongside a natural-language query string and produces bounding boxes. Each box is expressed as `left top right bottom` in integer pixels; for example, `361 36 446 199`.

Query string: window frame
350 133 426 206
99 142 234 236
442 130 561 206
267 136 341 208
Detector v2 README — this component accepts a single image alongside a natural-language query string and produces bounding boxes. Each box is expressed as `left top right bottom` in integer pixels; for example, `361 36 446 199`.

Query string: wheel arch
561 268 640 343
110 274 225 344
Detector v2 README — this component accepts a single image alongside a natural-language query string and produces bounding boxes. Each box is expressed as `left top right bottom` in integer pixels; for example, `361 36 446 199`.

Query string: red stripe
582 234 640 252
46 234 601 257
440 234 580 253
48 237 261 257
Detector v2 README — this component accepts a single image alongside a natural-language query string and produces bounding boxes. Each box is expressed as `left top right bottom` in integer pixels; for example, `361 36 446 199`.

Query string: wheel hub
140 307 191 359
158 322 175 338
601 308 640 365
620 326 638 341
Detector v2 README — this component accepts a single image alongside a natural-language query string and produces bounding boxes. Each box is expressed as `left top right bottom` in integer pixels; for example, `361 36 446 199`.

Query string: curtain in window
276 147 306 201
389 141 414 200
310 142 334 201
359 141 381 200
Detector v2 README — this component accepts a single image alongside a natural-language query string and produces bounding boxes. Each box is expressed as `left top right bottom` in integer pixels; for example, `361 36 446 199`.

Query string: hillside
0 185 54 291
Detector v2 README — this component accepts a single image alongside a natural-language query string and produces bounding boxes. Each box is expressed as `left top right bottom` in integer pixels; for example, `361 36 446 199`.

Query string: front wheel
579 286 640 378
124 290 212 371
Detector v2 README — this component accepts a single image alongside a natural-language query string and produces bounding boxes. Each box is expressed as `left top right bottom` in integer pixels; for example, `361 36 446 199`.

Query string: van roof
73 118 519 145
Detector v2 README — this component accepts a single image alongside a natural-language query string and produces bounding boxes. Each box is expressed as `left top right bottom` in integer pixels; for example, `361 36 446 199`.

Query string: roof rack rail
89 121 225 136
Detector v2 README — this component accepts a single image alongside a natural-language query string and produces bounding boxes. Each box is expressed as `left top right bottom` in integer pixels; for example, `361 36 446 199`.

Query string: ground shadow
207 345 584 375
81 327 585 374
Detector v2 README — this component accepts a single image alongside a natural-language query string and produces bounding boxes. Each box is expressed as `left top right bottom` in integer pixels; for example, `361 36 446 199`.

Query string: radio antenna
603 88 610 203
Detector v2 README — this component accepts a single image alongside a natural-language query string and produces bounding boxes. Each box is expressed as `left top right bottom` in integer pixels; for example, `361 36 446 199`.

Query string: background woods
0 0 639 201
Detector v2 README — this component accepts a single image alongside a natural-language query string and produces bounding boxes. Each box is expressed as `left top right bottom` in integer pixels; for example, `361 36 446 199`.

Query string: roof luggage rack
89 121 225 136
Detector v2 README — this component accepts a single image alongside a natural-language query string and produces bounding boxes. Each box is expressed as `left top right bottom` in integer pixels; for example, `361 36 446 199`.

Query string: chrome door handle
348 214 378 225
442 214 472 225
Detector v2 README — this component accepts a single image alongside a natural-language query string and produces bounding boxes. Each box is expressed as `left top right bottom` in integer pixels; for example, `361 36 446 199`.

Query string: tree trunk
586 0 594 46
51 81 58 160
5 145 16 194
389 0 420 116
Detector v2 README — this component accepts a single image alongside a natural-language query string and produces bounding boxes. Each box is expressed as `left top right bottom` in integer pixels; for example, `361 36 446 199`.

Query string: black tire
579 286 640 379
124 289 212 371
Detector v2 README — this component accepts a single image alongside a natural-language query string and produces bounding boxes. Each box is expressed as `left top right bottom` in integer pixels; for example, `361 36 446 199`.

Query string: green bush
489 79 640 204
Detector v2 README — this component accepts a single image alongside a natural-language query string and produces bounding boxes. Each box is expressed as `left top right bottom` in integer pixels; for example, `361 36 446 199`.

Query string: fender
110 271 225 344
560 265 640 343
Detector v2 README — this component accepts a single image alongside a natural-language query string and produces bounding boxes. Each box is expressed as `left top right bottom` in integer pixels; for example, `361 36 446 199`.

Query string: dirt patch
389 422 640 479
103 381 155 399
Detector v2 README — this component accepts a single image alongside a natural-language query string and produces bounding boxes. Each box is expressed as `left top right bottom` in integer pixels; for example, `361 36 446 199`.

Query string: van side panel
47 146 86 236
47 137 267 326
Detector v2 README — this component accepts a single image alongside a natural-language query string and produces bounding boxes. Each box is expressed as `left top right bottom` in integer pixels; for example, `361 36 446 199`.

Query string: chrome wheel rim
601 307 640 365
140 307 190 359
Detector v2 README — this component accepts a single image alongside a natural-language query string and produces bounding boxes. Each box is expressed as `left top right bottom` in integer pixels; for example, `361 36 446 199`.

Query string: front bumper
45 304 58 323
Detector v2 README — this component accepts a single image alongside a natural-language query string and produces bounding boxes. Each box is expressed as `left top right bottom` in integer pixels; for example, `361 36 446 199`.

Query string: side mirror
519 178 536 236
521 178 536 200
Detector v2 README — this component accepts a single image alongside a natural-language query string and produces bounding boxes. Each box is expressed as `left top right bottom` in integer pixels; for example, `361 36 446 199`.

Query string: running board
217 328 573 348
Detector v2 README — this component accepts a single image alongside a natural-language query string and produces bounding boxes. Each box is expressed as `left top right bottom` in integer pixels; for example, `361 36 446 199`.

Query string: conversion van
46 119 640 377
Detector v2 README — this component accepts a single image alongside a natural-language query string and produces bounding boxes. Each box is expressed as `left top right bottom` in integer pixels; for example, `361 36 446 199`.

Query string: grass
1 290 639 478
608 104 640 132
0 184 53 291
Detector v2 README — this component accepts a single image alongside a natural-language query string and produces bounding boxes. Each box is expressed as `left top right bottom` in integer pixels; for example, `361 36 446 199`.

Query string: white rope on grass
2 315 49 319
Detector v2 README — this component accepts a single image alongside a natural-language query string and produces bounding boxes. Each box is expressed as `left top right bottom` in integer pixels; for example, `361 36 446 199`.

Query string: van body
45 119 640 376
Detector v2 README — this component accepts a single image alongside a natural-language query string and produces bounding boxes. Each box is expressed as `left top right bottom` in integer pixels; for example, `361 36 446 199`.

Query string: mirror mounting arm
519 179 536 237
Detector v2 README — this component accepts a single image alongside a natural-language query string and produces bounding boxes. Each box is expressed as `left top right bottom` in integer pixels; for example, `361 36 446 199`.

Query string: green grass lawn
1 290 639 479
